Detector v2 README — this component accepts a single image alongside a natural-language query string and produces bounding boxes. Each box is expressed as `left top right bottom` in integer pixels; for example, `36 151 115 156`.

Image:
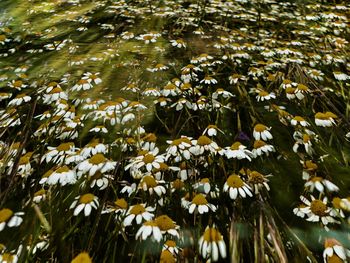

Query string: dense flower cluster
0 0 349 262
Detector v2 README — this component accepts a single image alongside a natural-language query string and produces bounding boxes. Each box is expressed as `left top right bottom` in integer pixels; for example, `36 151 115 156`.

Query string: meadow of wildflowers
0 0 349 262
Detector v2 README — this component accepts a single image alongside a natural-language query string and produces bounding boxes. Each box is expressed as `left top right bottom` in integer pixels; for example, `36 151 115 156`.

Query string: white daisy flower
71 79 93 92
170 39 186 48
42 87 68 104
224 142 252 161
33 189 46 203
190 136 219 156
198 226 227 262
80 140 107 158
188 194 216 214
162 240 180 255
8 80 27 90
299 196 339 226
123 204 155 226
41 142 76 164
70 193 99 216
45 166 77 186
82 72 102 85
223 174 253 199
255 90 276 102
293 132 314 156
323 238 350 262
315 112 337 127
135 220 162 242
0 209 24 231
154 215 180 238
77 153 116 176
291 116 309 127
253 124 272 141
304 177 339 193
90 171 113 190
8 94 31 107
248 171 271 194
162 83 180 97
200 76 217 85
125 149 164 172
252 140 275 157
138 175 166 196
211 88 234 99
89 125 108 134
203 125 219 137
333 71 349 81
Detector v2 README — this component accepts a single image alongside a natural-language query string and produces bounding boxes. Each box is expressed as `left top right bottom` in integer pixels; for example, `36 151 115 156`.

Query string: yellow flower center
16 93 27 98
325 111 337 119
315 112 327 120
192 194 208 205
48 82 58 87
43 169 54 178
254 124 267 132
181 83 191 90
297 84 308 91
142 133 157 142
143 220 158 227
34 189 46 197
0 35 6 41
203 227 223 242
78 79 89 85
56 166 70 173
230 142 242 150
114 198 128 209
19 156 30 165
126 137 135 144
258 90 269 97
13 80 23 88
200 178 210 183
171 137 191 146
285 87 296 94
165 240 176 247
304 161 318 170
332 197 341 209
164 83 176 90
91 171 103 180
303 134 310 143
141 176 157 188
197 135 212 146
89 154 106 165
283 79 292 84
172 179 184 190
226 175 244 188
0 208 13 223
79 194 95 204
158 162 168 171
310 176 322 182
327 255 343 263
1 253 14 263
324 238 341 248
129 204 146 215
71 252 92 263
143 154 155 164
155 215 175 230
293 116 305 122
160 250 175 263
56 142 74 152
143 35 153 40
49 87 63 94
248 171 265 184
310 200 327 216
253 140 266 149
